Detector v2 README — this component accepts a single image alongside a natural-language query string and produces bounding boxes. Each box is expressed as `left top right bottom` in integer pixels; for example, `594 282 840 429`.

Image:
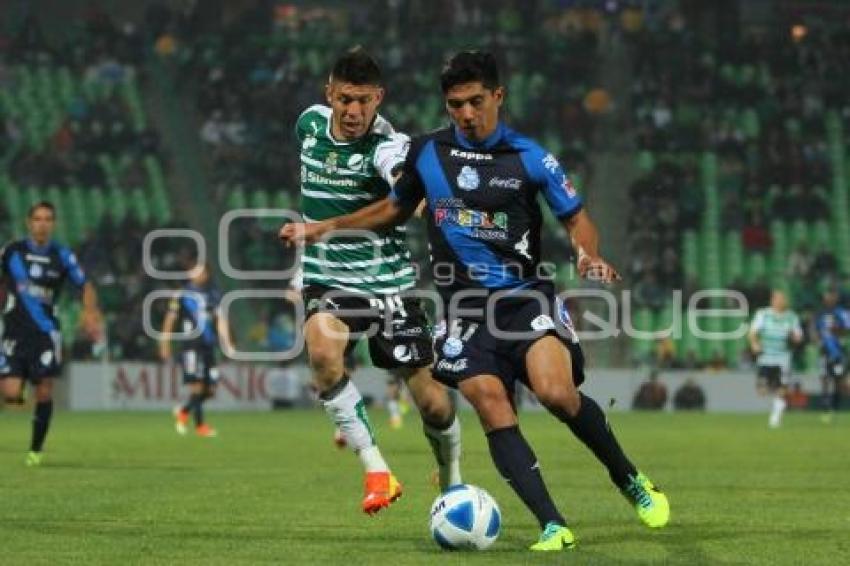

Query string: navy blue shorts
180 347 219 386
303 284 434 370
0 329 63 383
432 291 585 390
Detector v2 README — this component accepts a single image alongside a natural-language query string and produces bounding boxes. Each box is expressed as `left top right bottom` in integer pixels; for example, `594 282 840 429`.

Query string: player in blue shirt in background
0 201 103 466
159 261 233 437
282 51 669 551
814 288 850 422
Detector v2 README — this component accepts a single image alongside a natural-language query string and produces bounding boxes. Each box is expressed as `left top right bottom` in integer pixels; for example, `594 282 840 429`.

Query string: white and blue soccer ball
429 484 501 550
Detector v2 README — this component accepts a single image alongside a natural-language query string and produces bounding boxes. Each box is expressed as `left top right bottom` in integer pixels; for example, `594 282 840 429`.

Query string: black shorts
756 365 786 389
180 347 220 385
0 329 63 383
432 290 585 390
821 358 848 380
303 284 433 370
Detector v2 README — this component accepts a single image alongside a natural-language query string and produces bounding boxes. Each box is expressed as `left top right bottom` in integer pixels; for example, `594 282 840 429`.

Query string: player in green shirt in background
748 290 804 428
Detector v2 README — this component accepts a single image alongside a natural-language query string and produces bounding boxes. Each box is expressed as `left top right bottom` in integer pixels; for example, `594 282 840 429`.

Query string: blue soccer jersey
167 282 223 350
0 239 87 337
391 123 582 305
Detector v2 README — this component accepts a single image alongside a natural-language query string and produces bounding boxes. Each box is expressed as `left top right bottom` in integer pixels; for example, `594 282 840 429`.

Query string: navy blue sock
486 425 565 529
190 393 204 426
558 393 637 489
31 400 53 452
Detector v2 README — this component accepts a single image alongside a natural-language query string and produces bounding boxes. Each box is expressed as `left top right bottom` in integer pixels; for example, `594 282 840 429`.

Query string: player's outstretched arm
563 209 621 283
159 310 176 361
279 196 410 246
80 281 104 341
217 315 235 358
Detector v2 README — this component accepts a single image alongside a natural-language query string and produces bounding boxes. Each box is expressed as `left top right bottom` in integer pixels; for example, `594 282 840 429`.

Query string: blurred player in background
159 262 233 437
289 47 461 514
748 290 803 428
0 201 102 466
814 288 850 423
282 50 670 551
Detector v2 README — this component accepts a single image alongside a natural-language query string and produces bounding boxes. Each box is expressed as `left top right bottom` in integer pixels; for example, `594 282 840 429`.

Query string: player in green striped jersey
748 290 803 428
289 48 461 515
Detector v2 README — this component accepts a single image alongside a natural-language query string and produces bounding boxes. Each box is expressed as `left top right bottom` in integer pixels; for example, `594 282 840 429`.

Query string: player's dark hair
330 46 382 86
28 200 56 219
440 51 500 93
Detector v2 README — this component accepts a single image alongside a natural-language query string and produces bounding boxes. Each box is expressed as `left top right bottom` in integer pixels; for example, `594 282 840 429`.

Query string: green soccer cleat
25 451 43 467
529 522 577 552
622 471 669 528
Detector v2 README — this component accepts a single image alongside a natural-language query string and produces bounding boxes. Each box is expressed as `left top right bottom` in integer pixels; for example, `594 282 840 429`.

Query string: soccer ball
429 484 501 550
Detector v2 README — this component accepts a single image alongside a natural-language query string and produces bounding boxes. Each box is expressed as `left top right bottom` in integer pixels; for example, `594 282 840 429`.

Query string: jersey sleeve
372 132 410 185
791 313 803 336
749 309 765 334
389 137 427 212
58 246 86 288
521 143 583 219
294 105 323 143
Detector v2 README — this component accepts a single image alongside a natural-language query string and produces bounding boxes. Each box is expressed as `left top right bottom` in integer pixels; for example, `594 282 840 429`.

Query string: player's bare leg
396 366 462 490
526 336 669 528
306 313 400 514
2 376 26 406
386 378 403 429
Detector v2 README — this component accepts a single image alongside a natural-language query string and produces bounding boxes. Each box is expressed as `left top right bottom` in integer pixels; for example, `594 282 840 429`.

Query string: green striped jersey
750 308 802 369
295 104 414 295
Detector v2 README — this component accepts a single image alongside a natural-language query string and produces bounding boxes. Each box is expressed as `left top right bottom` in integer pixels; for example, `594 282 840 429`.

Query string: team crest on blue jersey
457 166 480 191
29 263 43 278
442 337 464 358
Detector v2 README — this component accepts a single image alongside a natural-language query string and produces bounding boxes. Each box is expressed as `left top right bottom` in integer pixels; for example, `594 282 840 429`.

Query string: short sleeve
372 132 410 185
59 247 86 288
519 142 583 219
750 309 765 333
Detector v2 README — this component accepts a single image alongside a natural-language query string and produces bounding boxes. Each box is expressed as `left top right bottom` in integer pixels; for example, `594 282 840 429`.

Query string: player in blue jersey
0 201 103 466
282 51 669 551
159 262 233 437
814 289 850 423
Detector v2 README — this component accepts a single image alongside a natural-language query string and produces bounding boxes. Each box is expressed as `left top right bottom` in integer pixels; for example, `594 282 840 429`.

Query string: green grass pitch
1 409 847 565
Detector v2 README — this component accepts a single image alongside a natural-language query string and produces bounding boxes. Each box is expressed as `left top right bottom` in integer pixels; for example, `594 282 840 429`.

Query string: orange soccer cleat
195 423 218 438
362 471 403 515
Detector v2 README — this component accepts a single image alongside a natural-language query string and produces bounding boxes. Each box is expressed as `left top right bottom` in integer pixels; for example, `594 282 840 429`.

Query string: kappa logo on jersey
515 230 532 260
450 148 494 161
347 153 364 170
457 166 480 191
29 263 43 278
442 337 464 358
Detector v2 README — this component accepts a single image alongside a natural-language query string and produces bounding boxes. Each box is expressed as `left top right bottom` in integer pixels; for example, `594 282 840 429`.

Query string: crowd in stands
628 15 850 303
1 10 180 361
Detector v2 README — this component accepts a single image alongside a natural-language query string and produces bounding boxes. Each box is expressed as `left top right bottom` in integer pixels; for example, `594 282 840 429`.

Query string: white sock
423 416 462 490
388 399 401 419
769 395 787 427
322 379 389 472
